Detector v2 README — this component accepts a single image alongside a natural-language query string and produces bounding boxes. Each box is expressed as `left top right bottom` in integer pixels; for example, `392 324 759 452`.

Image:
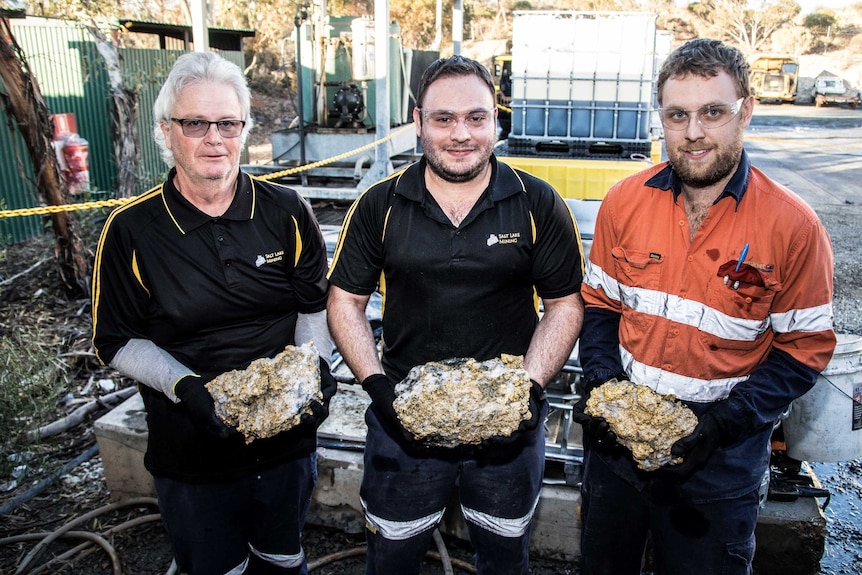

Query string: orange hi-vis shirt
583 159 836 403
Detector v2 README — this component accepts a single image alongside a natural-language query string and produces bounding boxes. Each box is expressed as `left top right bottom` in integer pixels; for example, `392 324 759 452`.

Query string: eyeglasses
170 118 246 138
658 97 746 131
420 109 495 130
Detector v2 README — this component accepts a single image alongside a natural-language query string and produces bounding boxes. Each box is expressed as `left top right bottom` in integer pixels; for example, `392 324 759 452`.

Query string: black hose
14 496 159 574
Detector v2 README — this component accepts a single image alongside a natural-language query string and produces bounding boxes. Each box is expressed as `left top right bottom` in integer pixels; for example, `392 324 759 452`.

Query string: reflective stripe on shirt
587 261 770 341
621 346 749 401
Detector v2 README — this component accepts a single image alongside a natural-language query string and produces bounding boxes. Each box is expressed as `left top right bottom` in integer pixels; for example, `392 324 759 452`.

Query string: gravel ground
795 201 862 575
818 204 862 336
745 105 862 575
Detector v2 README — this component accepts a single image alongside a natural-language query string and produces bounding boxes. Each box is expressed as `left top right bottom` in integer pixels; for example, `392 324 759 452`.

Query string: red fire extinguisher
61 133 90 195
51 113 91 195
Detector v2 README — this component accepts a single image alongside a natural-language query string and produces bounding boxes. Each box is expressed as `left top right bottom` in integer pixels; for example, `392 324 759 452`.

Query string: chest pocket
702 274 776 351
611 246 663 331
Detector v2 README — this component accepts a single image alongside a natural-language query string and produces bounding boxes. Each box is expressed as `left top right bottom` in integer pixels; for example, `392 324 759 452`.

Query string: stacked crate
508 11 659 160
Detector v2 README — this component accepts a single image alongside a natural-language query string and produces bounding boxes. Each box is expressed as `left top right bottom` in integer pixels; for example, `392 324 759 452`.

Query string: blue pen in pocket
735 243 750 273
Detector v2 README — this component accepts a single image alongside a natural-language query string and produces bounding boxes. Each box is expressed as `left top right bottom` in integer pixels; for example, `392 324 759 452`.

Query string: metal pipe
453 0 463 55
354 154 372 180
294 9 309 186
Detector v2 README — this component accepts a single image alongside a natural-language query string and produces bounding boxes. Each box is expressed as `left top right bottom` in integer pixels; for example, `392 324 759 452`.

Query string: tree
804 11 836 35
0 19 90 295
771 25 813 54
390 0 454 50
804 10 840 53
688 0 800 54
87 22 141 198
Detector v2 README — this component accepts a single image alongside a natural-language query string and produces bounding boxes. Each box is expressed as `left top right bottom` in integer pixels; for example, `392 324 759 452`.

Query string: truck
749 54 799 104
812 71 860 109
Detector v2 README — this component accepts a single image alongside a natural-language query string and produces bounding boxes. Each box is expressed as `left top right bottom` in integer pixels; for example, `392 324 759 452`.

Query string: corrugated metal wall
0 18 246 245
0 121 43 244
1 18 112 244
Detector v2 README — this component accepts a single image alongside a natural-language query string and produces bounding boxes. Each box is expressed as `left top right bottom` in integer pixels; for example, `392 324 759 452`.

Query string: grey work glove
301 358 338 429
174 375 237 440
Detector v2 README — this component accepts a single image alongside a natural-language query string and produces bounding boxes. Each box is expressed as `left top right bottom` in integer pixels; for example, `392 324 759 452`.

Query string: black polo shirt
328 155 584 380
92 169 329 481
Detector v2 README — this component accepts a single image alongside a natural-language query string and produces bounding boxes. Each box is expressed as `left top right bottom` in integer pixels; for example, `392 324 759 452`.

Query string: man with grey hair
91 51 335 574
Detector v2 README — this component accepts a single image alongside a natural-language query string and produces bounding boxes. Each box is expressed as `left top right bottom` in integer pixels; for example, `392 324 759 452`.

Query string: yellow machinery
750 54 799 104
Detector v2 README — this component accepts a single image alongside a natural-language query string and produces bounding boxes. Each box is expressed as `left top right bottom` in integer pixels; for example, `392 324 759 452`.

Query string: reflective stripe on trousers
461 495 540 538
360 403 546 574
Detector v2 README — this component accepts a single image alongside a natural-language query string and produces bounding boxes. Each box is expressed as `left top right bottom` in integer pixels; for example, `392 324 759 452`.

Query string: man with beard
573 38 836 574
326 55 584 574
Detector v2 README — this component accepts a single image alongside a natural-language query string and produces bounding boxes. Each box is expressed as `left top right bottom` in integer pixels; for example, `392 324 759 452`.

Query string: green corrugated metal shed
0 16 248 245
1 18 111 244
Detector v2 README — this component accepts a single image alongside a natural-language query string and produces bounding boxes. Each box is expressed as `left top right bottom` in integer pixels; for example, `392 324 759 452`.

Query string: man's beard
421 133 494 183
668 133 744 189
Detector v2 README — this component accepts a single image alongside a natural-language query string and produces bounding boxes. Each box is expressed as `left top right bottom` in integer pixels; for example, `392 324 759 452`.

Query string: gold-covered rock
585 379 698 471
393 355 531 447
206 342 321 444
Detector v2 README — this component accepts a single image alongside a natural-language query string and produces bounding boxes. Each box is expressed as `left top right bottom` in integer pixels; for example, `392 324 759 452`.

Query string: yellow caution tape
0 124 415 220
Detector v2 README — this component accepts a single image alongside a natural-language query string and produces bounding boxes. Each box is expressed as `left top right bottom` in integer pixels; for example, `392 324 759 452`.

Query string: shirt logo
487 232 520 246
255 250 284 267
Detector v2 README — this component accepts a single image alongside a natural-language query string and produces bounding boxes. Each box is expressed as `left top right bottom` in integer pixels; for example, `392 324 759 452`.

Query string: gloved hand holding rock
572 375 625 452
301 358 338 429
480 379 545 448
175 374 237 440
664 400 742 479
362 373 416 443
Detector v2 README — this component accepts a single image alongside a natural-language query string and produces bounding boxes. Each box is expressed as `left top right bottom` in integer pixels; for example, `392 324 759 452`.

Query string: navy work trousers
154 453 317 575
579 451 758 575
360 403 547 575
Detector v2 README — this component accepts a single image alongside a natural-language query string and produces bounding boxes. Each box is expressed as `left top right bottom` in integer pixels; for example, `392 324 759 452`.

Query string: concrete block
309 446 366 534
754 495 826 575
93 391 154 501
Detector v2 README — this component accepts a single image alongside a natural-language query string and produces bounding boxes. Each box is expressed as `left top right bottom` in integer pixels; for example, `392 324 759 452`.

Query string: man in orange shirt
574 38 836 575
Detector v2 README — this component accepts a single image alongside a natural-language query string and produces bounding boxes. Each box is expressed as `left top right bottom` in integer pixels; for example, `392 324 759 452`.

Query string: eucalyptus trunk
0 18 90 296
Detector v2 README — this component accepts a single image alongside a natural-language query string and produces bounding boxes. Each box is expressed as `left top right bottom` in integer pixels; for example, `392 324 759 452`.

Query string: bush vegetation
0 328 65 478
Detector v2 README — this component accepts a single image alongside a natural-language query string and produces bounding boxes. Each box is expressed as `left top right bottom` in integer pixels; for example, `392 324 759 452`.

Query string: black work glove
302 358 338 429
480 380 545 448
362 374 416 443
175 375 237 440
662 401 741 479
520 379 545 432
571 375 625 453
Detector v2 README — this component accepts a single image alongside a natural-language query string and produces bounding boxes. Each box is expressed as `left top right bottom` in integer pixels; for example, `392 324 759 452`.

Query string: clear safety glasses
658 97 746 131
